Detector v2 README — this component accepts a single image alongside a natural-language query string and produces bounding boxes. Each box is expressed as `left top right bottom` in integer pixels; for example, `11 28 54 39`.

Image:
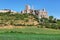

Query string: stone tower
25 5 31 13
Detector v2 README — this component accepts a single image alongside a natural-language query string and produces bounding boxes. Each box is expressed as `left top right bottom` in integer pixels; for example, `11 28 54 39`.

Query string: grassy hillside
0 13 39 28
0 12 60 29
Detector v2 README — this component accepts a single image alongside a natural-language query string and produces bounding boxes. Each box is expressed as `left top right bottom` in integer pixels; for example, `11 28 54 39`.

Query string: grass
0 27 60 34
0 27 60 40
0 33 60 40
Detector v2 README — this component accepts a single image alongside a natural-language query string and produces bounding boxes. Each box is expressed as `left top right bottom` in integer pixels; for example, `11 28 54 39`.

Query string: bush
45 23 51 28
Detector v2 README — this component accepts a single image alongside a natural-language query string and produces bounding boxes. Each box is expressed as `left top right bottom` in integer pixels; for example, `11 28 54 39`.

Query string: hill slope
0 13 39 28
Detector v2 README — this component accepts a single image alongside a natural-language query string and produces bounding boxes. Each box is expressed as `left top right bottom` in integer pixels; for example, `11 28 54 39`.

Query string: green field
0 27 60 40
0 33 60 40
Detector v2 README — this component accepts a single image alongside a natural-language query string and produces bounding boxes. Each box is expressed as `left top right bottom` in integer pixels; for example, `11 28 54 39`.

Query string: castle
21 5 48 18
0 5 48 18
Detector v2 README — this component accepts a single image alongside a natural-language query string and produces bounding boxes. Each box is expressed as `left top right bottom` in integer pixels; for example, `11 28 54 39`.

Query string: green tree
49 16 54 23
53 18 57 23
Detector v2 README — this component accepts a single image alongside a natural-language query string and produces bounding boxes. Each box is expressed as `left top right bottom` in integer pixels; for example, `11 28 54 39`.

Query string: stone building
21 5 31 13
0 9 11 13
38 8 48 18
0 9 17 14
21 5 48 18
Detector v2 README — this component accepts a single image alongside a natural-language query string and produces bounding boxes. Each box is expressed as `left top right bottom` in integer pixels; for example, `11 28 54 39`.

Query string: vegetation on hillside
0 12 39 27
39 16 60 29
0 12 60 29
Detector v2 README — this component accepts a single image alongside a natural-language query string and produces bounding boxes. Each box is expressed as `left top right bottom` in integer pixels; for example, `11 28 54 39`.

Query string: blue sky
0 0 60 19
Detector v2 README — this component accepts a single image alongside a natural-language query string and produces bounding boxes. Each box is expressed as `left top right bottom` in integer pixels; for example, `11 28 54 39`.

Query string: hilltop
0 12 39 28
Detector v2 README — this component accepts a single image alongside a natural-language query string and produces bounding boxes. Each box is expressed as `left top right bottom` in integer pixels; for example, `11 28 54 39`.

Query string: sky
0 0 60 19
